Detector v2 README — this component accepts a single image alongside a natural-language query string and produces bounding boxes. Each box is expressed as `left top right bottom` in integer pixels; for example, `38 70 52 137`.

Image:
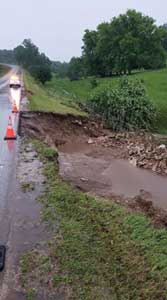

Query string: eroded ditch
3 110 166 299
20 112 167 226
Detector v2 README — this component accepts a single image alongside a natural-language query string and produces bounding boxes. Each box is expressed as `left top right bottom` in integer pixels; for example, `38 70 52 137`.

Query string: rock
97 136 107 143
115 133 126 139
73 120 82 126
80 177 88 182
158 144 166 150
152 163 158 172
137 161 147 167
88 138 94 144
129 157 137 167
108 133 116 139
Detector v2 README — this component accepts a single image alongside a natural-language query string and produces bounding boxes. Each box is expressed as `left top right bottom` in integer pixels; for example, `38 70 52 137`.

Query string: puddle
0 141 51 300
58 145 167 211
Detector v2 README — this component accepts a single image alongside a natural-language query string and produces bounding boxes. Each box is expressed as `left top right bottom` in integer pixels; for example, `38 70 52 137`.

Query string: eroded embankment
20 112 167 225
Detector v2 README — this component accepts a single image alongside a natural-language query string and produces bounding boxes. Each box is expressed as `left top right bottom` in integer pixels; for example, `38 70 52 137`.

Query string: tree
0 49 16 64
14 39 52 84
29 64 52 84
81 10 166 77
68 57 84 80
51 61 69 78
160 24 167 52
82 30 99 76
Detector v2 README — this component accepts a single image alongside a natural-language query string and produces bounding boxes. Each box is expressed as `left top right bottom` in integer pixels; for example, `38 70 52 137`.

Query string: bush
87 77 157 131
29 64 52 84
90 77 99 89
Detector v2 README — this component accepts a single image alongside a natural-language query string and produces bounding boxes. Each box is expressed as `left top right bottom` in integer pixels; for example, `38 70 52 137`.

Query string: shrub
90 77 99 89
87 77 157 131
29 64 52 85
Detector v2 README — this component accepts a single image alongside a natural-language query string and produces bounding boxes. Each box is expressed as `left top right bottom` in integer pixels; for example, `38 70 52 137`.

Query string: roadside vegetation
87 77 156 131
67 10 167 80
24 71 86 115
44 68 167 133
20 140 167 300
14 39 52 84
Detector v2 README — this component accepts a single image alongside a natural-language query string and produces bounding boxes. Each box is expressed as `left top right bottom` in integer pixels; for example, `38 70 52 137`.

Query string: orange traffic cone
12 100 18 113
4 116 17 140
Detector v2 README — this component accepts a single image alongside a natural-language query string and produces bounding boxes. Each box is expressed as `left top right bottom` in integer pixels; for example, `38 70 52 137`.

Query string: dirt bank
20 112 167 175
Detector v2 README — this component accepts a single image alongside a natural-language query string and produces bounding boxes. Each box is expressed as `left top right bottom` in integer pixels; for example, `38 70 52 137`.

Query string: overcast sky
1 0 167 61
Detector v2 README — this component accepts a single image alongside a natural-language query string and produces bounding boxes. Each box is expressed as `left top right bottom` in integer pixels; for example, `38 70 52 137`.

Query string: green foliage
160 23 167 52
51 61 69 78
44 68 167 133
68 57 84 80
79 10 167 78
29 64 52 84
87 77 157 131
14 39 52 84
90 77 99 88
0 49 16 64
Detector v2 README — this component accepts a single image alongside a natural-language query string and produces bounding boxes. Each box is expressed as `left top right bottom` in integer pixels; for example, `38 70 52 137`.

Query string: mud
20 112 167 224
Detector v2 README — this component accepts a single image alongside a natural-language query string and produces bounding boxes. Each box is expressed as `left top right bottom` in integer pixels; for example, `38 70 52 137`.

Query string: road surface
0 67 47 300
0 66 21 243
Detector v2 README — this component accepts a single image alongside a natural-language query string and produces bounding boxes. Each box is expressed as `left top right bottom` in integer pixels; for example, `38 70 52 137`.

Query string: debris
129 157 137 167
88 138 94 144
80 177 88 182
158 144 166 150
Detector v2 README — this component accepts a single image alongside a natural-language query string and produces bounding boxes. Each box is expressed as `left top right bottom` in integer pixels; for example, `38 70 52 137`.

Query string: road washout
20 112 167 226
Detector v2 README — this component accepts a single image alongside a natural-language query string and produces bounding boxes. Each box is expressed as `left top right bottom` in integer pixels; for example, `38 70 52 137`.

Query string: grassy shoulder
23 71 86 116
20 140 167 300
49 69 167 134
0 64 11 77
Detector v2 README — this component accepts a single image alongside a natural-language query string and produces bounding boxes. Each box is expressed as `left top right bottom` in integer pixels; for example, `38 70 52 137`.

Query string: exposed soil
20 112 167 227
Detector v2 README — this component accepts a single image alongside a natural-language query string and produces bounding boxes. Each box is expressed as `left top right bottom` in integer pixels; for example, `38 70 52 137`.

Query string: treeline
14 39 52 84
0 49 17 64
51 61 69 78
67 10 167 80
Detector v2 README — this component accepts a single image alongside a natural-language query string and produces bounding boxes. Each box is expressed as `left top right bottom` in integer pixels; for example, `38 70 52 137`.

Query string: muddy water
58 142 167 211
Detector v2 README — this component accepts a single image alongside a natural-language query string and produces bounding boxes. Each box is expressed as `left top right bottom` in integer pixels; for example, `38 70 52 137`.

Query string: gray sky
1 0 167 61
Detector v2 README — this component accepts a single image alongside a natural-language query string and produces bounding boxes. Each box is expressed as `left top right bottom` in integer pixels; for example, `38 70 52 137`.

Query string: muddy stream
58 141 167 211
20 112 167 213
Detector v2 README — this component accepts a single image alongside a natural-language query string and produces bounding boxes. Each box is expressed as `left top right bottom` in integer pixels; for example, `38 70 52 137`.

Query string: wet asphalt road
0 66 20 241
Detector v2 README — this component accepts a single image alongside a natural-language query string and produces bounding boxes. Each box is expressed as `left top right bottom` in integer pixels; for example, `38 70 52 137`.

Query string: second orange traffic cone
4 116 16 140
12 100 18 113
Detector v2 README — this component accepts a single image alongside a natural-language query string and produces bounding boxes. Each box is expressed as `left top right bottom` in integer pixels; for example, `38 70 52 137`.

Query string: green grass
48 69 167 133
24 69 167 133
23 71 86 116
133 69 167 134
46 77 92 101
20 140 167 300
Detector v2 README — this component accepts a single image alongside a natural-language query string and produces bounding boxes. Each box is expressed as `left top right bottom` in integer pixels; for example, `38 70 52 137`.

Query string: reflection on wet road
0 67 20 225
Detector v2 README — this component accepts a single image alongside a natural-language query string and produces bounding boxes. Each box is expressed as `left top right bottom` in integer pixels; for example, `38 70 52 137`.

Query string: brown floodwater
58 142 167 211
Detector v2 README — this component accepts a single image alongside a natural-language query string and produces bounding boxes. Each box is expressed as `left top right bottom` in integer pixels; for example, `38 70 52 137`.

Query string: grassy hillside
23 72 86 116
48 69 167 134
